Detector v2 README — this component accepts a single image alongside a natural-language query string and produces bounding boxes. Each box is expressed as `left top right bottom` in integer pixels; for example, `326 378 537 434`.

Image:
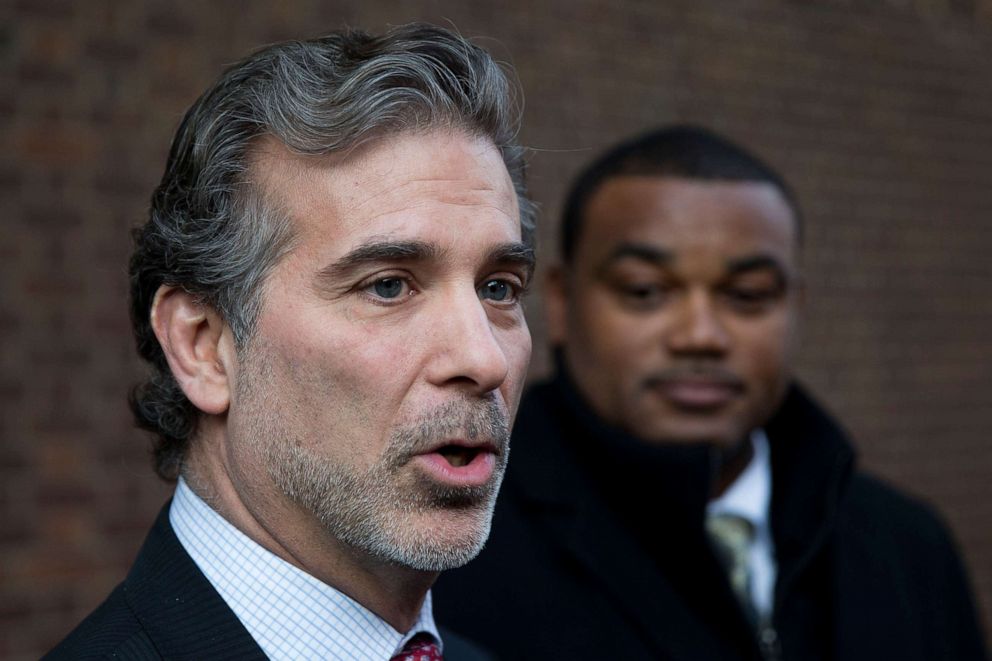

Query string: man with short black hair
49 24 534 660
434 126 987 660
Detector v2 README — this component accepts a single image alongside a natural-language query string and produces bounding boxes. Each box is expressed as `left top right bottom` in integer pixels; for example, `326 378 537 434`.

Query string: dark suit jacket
46 504 494 660
434 376 988 660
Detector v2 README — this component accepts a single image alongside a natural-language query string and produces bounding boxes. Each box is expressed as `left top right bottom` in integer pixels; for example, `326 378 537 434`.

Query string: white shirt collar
706 428 772 531
170 477 441 661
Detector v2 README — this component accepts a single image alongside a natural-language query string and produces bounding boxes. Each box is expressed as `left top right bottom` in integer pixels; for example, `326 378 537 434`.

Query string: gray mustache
387 397 510 467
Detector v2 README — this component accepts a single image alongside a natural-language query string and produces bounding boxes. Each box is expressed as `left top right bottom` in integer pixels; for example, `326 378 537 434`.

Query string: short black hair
560 125 801 263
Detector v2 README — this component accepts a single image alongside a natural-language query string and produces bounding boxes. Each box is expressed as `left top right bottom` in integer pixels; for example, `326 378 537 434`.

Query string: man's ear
544 265 569 346
150 285 235 415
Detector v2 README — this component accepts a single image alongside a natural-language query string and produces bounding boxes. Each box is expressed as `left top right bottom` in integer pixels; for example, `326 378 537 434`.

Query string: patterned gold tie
706 513 757 622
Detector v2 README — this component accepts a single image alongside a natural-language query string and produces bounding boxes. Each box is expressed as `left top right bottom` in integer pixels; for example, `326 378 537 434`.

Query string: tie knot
390 632 443 661
706 513 755 554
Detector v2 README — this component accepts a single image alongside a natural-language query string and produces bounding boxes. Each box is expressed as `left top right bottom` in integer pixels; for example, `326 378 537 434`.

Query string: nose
425 289 511 395
666 289 731 356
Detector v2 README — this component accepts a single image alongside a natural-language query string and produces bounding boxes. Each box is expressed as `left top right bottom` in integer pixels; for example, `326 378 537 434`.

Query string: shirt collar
706 429 772 533
170 477 441 661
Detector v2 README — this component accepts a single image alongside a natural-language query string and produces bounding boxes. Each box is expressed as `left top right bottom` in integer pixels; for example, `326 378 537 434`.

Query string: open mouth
413 442 498 487
436 445 481 468
413 439 503 487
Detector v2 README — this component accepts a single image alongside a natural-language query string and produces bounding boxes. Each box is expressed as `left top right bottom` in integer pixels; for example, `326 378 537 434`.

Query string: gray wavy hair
129 23 535 480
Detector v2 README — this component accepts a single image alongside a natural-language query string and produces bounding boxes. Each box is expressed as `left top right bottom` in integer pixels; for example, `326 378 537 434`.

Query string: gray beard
263 398 510 571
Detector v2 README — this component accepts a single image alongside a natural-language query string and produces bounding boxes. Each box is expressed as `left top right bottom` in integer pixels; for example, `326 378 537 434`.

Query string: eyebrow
316 239 536 285
488 242 536 279
599 244 792 282
726 254 789 278
603 242 674 267
317 239 443 284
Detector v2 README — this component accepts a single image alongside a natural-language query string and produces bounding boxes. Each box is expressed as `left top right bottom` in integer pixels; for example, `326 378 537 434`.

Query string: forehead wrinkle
426 181 511 210
332 178 493 213
261 131 516 228
375 176 506 204
340 194 518 230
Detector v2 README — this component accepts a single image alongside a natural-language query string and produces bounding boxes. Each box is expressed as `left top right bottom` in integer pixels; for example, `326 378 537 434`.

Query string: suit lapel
123 504 268 660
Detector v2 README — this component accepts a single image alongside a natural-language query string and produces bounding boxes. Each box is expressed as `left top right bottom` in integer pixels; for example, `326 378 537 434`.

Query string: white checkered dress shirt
170 477 441 660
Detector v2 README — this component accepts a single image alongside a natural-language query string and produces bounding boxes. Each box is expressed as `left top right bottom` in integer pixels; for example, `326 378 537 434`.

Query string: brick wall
2 1 990 657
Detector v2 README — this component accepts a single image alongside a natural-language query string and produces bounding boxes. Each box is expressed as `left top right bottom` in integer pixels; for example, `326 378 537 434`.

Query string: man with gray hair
48 24 534 660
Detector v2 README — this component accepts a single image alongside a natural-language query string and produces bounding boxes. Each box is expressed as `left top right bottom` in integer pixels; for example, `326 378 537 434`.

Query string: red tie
390 632 443 661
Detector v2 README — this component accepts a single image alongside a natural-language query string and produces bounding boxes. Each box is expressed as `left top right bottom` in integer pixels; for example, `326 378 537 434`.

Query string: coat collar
512 372 855 553
764 384 854 595
506 374 744 656
122 503 268 660
505 371 856 656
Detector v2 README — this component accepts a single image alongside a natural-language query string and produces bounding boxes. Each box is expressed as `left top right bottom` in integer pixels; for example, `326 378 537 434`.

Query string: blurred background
2 0 991 658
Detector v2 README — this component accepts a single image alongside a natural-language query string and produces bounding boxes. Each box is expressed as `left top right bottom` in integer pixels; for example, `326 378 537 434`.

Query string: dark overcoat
434 377 988 660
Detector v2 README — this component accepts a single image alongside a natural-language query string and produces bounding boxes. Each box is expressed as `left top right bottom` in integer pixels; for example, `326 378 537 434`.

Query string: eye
720 285 785 313
719 268 788 312
727 287 774 302
478 279 516 303
364 276 412 301
624 284 661 299
614 281 673 310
